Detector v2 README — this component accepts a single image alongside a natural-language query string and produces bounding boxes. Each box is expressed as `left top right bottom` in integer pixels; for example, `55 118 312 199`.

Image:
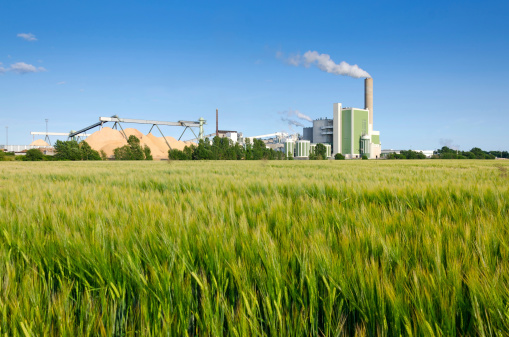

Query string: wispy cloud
0 62 6 74
57 81 66 85
17 33 37 41
10 62 46 74
278 50 370 78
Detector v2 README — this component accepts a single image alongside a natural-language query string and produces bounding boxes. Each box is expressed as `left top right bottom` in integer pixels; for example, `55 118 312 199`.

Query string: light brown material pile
30 139 50 146
85 127 195 160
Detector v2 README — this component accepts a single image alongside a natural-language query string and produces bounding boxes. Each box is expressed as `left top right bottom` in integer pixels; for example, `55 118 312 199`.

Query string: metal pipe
155 124 172 151
178 127 188 141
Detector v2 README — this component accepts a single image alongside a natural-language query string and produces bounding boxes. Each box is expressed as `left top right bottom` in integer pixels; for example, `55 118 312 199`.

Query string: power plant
3 78 382 160
298 78 381 159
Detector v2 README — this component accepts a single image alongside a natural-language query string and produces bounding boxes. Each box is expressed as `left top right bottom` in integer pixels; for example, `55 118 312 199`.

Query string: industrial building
300 78 381 159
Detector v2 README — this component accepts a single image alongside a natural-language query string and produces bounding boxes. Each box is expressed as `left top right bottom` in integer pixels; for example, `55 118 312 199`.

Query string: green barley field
0 160 508 336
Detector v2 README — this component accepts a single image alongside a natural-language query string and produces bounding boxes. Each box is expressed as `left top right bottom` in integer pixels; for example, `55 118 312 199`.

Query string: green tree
54 140 82 161
143 145 153 160
183 145 194 160
314 143 327 160
100 150 108 160
252 139 266 160
400 150 426 159
169 148 190 160
128 135 145 160
114 145 133 160
114 135 146 160
80 141 101 160
334 153 345 160
25 149 44 161
244 139 253 160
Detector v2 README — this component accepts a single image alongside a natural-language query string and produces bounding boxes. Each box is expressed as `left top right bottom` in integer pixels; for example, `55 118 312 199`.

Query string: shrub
25 149 44 161
362 154 368 160
334 153 345 160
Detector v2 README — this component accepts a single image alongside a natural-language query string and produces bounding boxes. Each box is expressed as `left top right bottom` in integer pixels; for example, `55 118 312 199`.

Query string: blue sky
1 0 508 150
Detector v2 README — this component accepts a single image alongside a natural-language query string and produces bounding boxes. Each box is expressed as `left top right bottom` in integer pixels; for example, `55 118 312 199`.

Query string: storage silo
324 144 332 158
296 140 310 158
360 134 371 158
284 140 295 158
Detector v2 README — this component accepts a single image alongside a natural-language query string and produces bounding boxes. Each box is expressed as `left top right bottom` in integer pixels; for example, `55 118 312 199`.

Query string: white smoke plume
280 117 304 128
279 109 312 122
282 50 370 78
278 109 312 129
439 138 460 150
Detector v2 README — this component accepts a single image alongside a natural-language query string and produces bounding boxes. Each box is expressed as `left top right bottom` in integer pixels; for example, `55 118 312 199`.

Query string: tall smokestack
216 109 218 136
364 78 373 130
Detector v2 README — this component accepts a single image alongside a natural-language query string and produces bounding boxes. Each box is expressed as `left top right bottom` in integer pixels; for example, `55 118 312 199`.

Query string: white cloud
10 62 46 74
57 81 66 85
17 33 37 41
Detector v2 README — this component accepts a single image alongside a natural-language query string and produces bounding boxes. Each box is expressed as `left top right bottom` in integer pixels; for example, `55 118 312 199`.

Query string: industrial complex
2 78 391 160
284 77 381 159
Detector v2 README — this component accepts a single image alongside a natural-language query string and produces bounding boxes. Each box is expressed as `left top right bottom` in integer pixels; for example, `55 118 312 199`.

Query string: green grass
0 160 508 336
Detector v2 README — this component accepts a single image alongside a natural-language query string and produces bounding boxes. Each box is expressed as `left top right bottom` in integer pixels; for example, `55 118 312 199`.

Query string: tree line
386 147 505 160
9 137 508 161
16 135 153 161
168 137 285 160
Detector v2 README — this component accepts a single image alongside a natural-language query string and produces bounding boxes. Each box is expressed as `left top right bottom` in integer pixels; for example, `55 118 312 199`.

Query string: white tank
324 144 332 158
284 140 295 158
360 134 371 158
296 140 310 158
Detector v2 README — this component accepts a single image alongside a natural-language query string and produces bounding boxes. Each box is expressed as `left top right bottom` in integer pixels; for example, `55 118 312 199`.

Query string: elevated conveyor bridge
69 115 206 150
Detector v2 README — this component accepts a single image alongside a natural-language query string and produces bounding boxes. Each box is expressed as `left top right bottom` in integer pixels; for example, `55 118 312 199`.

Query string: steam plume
279 109 312 122
283 50 370 78
280 117 304 127
439 138 460 151
278 109 312 128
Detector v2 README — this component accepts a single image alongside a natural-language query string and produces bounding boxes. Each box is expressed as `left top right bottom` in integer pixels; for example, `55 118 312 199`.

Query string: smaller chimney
216 109 218 136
